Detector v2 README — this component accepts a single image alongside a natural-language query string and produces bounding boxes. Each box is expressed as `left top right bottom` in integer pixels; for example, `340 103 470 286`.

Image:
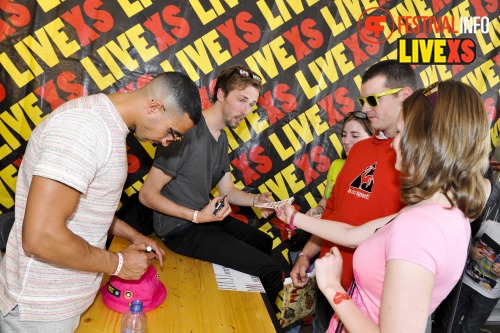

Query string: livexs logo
358 7 489 64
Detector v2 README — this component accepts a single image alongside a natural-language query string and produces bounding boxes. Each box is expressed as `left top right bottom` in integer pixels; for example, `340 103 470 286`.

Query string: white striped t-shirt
0 94 129 321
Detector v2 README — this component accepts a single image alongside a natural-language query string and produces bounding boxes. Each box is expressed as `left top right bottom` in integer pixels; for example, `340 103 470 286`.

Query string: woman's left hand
276 204 297 224
315 247 343 294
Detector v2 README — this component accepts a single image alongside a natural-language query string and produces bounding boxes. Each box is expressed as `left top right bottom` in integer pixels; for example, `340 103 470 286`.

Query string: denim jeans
435 282 499 333
312 289 334 333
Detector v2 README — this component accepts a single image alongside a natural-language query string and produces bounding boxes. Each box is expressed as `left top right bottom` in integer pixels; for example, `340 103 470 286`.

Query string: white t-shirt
0 94 129 321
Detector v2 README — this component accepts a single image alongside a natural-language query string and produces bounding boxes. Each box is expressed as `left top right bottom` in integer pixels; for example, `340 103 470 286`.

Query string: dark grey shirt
152 116 230 237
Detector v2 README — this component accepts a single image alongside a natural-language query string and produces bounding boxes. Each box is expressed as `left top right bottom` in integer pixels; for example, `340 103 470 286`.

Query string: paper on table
254 197 294 209
212 263 265 293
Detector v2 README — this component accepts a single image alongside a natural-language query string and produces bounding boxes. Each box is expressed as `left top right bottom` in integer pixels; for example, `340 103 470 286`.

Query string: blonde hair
399 80 489 219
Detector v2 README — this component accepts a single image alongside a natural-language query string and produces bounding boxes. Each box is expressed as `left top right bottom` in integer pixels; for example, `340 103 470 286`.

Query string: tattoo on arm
333 292 350 304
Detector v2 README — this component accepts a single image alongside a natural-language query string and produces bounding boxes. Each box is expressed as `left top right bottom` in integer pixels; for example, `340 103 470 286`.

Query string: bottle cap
130 299 143 313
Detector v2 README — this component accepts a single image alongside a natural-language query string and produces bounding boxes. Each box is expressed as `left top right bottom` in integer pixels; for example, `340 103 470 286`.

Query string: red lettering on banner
470 0 495 16
137 74 153 89
0 83 5 103
485 0 498 12
309 146 330 173
259 91 283 125
0 18 15 42
199 87 211 110
84 0 113 33
283 25 311 61
228 205 248 224
57 71 87 100
318 88 354 126
0 2 30 42
274 83 297 112
283 19 323 61
334 87 354 114
143 5 189 52
259 82 298 125
33 80 66 111
230 146 272 185
34 71 88 109
343 33 369 66
493 55 500 68
294 153 320 185
485 97 497 124
198 79 217 109
301 18 323 49
249 146 272 174
163 5 189 38
127 146 140 174
217 18 248 56
231 153 261 185
144 13 177 52
447 39 462 63
452 65 465 75
61 5 99 47
431 0 452 13
461 39 476 64
118 74 153 93
13 157 22 168
358 27 380 55
236 11 260 44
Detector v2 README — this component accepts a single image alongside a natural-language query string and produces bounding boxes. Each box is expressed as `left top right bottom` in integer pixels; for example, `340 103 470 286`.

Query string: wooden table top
75 235 279 333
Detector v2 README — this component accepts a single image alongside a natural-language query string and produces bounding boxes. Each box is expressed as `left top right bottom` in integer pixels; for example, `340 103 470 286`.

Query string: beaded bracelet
192 210 199 223
112 252 123 276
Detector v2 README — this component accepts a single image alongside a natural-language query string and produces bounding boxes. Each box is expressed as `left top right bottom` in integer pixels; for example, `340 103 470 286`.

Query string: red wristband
289 211 298 230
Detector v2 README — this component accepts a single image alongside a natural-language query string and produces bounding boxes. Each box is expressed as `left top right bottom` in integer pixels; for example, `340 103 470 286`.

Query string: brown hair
362 59 417 91
340 113 374 159
399 80 489 219
211 65 262 103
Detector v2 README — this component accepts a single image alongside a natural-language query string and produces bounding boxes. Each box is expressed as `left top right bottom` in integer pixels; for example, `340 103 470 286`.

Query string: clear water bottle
121 300 147 333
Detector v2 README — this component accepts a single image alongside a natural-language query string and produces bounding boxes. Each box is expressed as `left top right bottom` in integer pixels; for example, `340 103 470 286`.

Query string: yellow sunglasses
357 88 403 107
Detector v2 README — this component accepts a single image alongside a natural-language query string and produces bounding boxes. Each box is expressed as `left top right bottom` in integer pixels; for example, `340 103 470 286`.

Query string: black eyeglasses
232 68 262 82
357 88 403 108
345 111 367 120
162 106 183 142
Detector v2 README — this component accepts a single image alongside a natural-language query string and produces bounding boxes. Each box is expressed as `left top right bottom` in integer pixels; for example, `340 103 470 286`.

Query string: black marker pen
212 195 227 216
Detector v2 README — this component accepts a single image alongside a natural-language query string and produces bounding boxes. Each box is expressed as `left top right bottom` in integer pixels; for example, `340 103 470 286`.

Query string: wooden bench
76 235 280 332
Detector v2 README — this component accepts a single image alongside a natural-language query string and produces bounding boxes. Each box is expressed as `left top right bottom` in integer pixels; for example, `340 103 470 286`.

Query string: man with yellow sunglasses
291 60 418 333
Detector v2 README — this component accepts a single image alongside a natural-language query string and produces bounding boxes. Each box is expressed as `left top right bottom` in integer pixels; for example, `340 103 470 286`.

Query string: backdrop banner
0 0 499 317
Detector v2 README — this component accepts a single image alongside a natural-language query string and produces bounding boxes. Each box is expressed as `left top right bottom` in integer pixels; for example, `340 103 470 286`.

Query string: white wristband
112 252 123 276
252 194 258 207
192 210 199 223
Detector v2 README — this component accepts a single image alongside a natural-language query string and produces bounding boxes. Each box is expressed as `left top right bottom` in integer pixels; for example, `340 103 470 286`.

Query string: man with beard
139 65 282 309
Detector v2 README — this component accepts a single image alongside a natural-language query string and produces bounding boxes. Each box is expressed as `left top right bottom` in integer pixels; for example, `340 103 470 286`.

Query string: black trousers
161 216 283 309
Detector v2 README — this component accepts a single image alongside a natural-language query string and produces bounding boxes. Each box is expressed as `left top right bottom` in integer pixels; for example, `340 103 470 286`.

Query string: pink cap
100 265 167 313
